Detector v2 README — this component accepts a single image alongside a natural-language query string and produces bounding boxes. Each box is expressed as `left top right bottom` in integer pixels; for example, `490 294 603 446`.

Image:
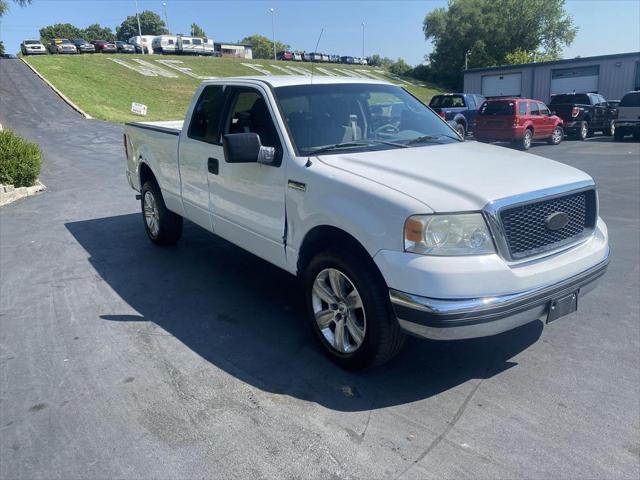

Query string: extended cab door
177 84 227 230
211 85 288 269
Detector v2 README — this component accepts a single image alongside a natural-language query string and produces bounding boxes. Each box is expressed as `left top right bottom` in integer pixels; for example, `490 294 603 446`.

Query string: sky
1 0 639 64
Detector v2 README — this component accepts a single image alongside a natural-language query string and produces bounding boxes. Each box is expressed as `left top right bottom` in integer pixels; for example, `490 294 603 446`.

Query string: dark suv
428 93 486 137
548 93 616 140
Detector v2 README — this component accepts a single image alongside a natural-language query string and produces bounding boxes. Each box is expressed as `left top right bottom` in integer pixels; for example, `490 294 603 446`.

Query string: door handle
207 157 219 175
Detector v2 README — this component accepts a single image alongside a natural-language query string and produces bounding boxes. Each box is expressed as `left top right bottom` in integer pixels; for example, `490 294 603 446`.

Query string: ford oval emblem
545 212 569 231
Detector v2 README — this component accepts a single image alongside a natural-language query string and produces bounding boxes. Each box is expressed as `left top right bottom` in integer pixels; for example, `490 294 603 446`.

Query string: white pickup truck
124 76 609 369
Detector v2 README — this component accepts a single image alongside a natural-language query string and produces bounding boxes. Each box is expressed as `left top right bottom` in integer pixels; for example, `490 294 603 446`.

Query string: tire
603 120 615 137
141 180 183 245
633 132 640 141
520 128 533 150
455 123 466 139
614 128 625 141
548 125 563 145
578 121 589 140
303 249 405 369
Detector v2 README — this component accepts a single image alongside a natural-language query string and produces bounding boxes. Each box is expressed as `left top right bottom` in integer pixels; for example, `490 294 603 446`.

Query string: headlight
404 213 495 256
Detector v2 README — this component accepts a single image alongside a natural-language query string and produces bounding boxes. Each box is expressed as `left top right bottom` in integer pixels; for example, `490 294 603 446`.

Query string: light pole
270 7 276 61
361 22 365 61
135 0 144 55
162 2 170 33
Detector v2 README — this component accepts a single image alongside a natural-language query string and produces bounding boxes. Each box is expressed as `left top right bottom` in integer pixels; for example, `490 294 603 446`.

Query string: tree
388 58 412 76
191 23 206 37
0 41 4 55
116 10 168 41
504 48 559 65
40 23 83 42
367 54 394 68
240 34 289 59
0 0 31 17
83 24 116 42
423 0 577 88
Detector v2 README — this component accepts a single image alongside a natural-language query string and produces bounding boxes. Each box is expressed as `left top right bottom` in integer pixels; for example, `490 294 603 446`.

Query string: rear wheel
304 250 405 369
577 121 589 140
455 123 466 139
614 128 625 141
141 180 183 245
548 126 564 145
519 128 533 150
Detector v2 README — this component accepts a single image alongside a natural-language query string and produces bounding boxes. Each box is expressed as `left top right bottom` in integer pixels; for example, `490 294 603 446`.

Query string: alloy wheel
552 127 563 144
311 268 366 353
143 190 160 237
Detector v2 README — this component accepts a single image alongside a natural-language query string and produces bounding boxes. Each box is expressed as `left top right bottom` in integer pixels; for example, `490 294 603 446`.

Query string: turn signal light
571 106 580 117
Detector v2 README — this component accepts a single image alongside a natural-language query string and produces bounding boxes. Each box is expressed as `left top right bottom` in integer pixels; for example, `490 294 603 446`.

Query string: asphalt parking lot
1 58 639 479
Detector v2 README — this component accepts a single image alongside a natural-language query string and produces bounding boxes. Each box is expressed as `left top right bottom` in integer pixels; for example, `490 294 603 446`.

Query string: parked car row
277 51 368 64
20 38 143 55
431 90 636 150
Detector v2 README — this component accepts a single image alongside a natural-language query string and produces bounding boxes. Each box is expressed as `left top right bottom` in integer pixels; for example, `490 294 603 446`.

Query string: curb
0 181 47 207
20 58 93 119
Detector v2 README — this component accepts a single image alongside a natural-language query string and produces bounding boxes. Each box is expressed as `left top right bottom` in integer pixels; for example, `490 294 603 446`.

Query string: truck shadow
66 213 542 412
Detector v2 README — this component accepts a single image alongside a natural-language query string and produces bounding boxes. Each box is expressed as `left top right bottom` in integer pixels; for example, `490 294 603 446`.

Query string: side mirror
223 132 277 165
551 111 556 116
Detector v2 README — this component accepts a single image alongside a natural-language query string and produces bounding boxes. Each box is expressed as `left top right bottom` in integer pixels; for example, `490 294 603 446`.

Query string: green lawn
24 54 442 123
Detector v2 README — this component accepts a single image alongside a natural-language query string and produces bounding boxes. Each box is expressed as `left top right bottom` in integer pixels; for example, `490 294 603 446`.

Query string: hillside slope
23 55 442 123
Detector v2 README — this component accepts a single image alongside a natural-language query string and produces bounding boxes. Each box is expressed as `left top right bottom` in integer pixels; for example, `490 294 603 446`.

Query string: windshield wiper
406 133 460 146
309 139 407 155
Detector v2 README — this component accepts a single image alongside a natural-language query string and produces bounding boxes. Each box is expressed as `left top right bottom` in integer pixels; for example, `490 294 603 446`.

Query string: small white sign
131 102 148 116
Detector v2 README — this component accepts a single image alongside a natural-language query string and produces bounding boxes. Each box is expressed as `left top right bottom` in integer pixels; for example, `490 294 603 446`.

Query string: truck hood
317 141 592 212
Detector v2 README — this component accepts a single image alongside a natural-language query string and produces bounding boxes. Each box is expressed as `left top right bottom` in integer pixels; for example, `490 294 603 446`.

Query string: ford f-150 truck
428 93 486 137
548 93 616 140
124 76 610 369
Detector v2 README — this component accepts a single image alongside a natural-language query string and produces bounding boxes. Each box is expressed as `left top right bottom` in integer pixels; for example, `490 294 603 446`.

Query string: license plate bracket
547 291 579 323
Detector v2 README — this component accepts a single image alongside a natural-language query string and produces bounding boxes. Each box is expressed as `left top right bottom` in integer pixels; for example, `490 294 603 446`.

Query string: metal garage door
481 73 522 97
551 65 599 95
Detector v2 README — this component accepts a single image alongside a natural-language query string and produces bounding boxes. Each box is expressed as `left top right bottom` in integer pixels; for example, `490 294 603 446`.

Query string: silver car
20 39 47 56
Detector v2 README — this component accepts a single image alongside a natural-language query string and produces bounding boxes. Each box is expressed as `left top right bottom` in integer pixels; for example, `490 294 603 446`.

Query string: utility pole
135 0 144 54
162 2 170 34
464 49 471 70
270 8 276 61
361 22 365 60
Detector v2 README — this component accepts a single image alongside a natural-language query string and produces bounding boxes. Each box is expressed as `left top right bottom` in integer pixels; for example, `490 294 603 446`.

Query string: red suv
474 98 564 150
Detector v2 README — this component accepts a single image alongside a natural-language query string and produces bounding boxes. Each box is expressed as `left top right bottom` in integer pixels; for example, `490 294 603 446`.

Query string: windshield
479 101 515 115
275 83 459 156
620 92 640 107
549 94 590 105
429 95 465 108
25 40 40 45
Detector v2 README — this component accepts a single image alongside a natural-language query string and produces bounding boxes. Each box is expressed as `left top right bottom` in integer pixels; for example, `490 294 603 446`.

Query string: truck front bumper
389 253 609 340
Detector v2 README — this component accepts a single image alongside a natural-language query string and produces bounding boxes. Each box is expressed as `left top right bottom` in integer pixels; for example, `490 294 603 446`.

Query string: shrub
0 129 42 187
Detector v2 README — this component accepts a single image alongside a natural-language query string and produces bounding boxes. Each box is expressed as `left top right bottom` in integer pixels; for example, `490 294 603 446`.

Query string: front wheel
141 180 183 245
304 250 405 369
603 120 615 136
548 126 564 145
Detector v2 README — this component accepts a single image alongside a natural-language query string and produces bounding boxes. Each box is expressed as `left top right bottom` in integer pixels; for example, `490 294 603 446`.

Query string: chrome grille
499 189 597 259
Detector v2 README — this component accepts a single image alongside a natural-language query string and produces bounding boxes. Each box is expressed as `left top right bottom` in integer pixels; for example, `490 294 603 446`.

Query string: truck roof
202 75 393 88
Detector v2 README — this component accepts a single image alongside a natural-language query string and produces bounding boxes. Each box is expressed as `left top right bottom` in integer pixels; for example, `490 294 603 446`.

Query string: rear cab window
429 95 466 108
549 94 591 105
620 92 640 107
479 101 515 115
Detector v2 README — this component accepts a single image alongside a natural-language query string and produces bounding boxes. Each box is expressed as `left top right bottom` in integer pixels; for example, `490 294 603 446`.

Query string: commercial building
463 51 640 102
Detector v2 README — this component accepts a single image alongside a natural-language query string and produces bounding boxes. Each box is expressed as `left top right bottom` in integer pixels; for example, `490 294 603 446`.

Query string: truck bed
126 120 184 135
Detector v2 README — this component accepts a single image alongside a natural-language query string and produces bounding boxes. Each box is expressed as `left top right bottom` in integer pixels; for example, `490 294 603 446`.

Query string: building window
635 62 640 91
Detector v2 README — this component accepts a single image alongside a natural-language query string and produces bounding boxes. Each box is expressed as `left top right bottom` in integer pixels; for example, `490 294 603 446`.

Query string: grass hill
23 54 443 123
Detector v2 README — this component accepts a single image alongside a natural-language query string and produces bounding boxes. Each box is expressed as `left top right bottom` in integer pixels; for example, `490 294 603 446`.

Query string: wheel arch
296 225 377 278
